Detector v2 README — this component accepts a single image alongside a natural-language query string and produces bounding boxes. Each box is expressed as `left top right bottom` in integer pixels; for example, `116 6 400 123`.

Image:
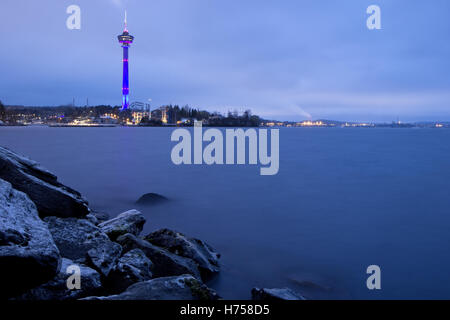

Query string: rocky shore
0 146 303 300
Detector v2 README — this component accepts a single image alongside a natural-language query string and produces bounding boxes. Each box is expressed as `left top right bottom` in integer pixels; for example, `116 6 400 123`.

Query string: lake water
1 126 450 299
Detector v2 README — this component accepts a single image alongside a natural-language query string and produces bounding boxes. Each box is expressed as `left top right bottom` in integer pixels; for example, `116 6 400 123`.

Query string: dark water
1 126 450 299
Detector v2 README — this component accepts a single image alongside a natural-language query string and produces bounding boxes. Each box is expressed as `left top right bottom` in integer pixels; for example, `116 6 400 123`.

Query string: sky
0 0 449 122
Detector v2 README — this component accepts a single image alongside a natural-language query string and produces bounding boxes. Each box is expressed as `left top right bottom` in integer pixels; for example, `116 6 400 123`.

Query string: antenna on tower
124 10 128 32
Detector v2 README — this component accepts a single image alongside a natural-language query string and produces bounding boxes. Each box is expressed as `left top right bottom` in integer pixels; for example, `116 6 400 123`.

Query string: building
97 113 119 124
132 111 150 124
160 106 169 124
160 106 176 124
117 11 134 110
129 101 151 124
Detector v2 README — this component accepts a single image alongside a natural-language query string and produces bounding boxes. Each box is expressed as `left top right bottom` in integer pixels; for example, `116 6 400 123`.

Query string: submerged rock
0 146 89 218
116 233 201 280
83 274 219 300
99 209 145 240
136 193 168 206
144 229 220 280
15 258 102 300
45 216 121 276
0 179 60 298
106 249 153 293
251 287 306 300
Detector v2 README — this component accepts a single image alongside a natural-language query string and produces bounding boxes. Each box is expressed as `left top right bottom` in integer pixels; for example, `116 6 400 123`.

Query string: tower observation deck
117 11 134 110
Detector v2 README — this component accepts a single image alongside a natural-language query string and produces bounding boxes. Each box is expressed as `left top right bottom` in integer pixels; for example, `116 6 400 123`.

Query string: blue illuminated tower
117 11 134 110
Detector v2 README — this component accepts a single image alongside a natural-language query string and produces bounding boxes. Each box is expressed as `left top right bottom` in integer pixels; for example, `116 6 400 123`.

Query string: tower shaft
122 46 129 110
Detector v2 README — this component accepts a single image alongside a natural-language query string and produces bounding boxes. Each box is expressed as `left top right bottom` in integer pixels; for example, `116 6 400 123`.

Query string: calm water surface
1 126 449 299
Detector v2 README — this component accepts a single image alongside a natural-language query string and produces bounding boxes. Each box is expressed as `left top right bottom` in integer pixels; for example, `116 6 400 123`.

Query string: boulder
116 233 201 280
15 258 102 300
83 274 219 300
251 287 306 300
136 193 168 206
106 249 153 293
89 210 110 224
144 229 220 280
0 146 89 218
99 209 145 240
84 213 99 225
0 179 60 298
45 216 121 276
86 241 122 277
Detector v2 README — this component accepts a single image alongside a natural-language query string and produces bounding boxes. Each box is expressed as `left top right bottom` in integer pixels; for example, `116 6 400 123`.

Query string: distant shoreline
1 124 449 129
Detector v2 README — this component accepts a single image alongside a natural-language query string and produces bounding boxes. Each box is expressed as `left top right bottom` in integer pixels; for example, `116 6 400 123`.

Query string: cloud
289 91 450 109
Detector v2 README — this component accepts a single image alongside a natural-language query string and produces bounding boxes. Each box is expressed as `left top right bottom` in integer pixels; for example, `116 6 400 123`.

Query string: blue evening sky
0 0 449 121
